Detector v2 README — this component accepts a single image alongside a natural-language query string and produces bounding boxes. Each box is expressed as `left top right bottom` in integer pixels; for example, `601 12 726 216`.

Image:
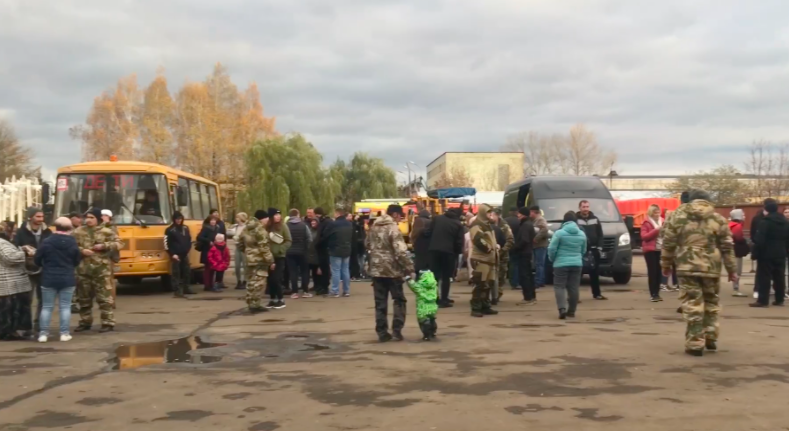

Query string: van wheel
613 270 632 284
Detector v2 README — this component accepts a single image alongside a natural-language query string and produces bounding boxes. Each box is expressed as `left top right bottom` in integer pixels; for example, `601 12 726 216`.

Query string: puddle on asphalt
300 343 331 351
110 336 226 370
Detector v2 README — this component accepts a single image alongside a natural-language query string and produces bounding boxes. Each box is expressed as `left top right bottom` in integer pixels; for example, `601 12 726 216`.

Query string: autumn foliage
71 63 277 186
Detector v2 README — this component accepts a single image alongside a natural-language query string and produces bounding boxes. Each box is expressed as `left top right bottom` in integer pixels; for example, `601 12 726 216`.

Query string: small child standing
207 233 231 292
407 270 439 341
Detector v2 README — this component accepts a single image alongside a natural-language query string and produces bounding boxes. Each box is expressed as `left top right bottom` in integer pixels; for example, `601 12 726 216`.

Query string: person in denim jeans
325 209 354 297
547 212 586 320
33 217 81 342
530 206 551 288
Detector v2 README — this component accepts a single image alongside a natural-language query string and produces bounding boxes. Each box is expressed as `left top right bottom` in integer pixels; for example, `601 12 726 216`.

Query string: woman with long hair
266 208 292 309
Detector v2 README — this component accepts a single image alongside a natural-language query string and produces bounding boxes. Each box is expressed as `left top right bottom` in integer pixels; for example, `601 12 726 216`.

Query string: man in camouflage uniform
661 189 737 357
491 209 514 304
469 204 499 317
73 208 123 333
365 204 415 342
239 209 275 313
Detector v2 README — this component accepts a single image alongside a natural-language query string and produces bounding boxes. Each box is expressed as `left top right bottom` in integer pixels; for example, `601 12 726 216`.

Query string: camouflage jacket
497 219 515 255
660 200 736 278
469 205 497 264
239 218 274 272
73 224 123 276
365 214 414 278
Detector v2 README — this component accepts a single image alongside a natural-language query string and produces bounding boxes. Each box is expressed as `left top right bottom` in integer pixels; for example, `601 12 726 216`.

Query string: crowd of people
3 189 787 352
0 207 121 342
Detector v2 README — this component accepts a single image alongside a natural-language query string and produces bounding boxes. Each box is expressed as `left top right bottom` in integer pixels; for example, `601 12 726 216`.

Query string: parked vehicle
502 176 633 284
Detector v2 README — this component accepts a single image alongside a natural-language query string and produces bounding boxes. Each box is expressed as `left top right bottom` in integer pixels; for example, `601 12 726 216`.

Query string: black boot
378 333 393 343
183 286 196 295
99 325 114 333
705 340 717 351
685 348 703 357
174 290 185 298
481 308 499 315
559 309 567 320
471 310 484 318
74 325 92 333
392 331 404 342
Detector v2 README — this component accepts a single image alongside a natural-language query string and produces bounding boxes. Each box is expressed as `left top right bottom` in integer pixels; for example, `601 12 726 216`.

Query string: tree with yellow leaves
138 69 175 164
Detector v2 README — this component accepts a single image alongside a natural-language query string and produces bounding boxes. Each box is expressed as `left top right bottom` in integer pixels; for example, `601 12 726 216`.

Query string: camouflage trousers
470 259 496 311
77 273 115 327
246 268 268 311
497 252 509 299
678 276 720 351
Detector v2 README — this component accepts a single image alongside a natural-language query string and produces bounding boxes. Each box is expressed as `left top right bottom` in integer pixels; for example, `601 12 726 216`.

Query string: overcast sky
2 0 789 182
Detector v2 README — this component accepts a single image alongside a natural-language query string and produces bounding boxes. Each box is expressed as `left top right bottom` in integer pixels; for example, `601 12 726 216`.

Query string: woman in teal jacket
548 211 587 320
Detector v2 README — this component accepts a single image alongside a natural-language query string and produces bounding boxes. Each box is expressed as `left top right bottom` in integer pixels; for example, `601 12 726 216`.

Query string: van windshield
539 198 621 223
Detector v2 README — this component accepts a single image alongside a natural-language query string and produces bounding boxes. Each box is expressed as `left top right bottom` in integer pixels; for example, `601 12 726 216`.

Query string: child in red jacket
207 234 231 292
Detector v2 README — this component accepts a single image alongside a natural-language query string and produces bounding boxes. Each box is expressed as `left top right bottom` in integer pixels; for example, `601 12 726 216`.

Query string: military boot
74 325 91 333
174 289 185 298
99 325 114 333
481 308 499 315
705 340 717 351
471 310 484 318
685 349 703 357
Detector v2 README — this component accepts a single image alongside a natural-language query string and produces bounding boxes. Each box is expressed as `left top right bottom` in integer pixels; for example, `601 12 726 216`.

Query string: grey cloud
2 0 789 182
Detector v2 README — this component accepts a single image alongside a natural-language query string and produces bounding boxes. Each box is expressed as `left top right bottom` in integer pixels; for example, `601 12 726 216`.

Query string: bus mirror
176 186 188 207
41 183 51 204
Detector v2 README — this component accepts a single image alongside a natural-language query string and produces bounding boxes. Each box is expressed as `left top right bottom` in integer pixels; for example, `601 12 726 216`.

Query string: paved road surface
1 259 786 431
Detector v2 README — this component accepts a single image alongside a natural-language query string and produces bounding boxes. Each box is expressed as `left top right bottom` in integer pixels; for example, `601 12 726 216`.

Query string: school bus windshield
55 173 171 225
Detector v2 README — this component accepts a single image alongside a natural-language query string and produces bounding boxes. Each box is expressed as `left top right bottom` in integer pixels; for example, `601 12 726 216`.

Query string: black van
502 176 633 284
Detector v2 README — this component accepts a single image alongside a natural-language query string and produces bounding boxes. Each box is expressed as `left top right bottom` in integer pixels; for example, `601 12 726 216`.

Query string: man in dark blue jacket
164 211 194 297
323 208 354 297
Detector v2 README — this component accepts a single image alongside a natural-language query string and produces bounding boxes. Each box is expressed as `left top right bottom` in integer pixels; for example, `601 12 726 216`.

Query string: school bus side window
189 180 204 220
208 185 218 212
200 183 211 217
177 178 192 219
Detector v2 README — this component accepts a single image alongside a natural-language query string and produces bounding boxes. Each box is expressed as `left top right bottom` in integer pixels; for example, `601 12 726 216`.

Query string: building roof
426 152 523 168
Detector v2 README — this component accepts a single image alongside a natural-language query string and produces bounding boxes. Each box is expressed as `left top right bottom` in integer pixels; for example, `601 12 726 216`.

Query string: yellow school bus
53 159 221 286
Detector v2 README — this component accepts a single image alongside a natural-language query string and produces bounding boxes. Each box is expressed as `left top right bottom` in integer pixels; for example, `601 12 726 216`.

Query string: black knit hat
254 209 269 220
518 207 530 217
268 207 281 217
86 208 102 220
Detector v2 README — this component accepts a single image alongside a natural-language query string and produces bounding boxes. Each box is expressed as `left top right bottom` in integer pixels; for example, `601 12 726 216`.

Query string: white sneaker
754 292 759 299
60 334 72 342
291 293 300 299
302 293 313 298
37 335 47 343
660 284 669 292
784 293 789 300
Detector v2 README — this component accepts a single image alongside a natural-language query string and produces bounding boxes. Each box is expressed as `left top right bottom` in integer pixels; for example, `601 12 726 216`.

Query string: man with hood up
239 209 275 313
750 198 789 308
468 204 499 317
164 211 194 297
661 189 737 357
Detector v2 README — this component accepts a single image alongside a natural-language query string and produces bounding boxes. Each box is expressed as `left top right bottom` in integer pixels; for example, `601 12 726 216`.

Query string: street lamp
406 161 419 195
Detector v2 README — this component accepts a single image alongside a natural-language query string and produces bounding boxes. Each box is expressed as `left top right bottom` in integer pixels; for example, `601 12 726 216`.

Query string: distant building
426 152 524 192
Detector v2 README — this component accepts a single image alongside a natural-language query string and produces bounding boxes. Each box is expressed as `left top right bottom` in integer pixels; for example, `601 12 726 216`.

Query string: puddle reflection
112 336 226 370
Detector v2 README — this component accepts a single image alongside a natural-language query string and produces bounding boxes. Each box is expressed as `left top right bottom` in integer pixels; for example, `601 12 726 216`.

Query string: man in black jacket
504 207 521 290
313 207 332 296
15 206 52 331
324 208 354 297
427 208 464 307
286 209 313 298
164 211 194 297
513 207 537 303
751 199 789 307
576 200 608 300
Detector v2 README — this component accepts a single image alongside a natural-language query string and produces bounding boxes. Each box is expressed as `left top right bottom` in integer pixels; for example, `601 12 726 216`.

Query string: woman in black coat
197 217 219 265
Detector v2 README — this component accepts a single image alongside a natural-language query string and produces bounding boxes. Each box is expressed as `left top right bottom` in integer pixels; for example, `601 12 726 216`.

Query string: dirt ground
1 258 788 431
